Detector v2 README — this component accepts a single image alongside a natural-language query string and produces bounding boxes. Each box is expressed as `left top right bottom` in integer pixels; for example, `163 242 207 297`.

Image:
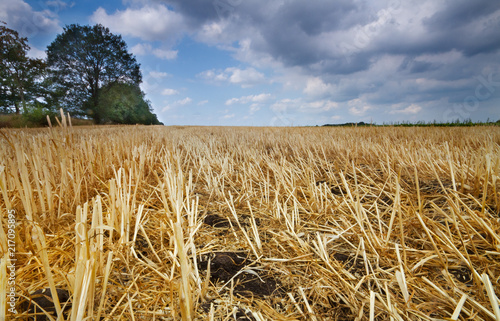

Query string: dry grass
1 119 500 320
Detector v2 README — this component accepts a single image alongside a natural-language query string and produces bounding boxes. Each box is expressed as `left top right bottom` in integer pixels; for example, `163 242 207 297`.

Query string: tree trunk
92 88 100 124
12 71 26 114
19 86 26 113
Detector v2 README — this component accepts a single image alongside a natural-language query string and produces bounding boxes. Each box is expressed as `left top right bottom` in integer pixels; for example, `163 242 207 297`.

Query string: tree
0 22 46 114
92 82 162 125
46 24 142 122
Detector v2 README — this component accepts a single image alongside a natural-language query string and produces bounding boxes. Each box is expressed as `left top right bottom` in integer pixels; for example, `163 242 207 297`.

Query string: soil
19 288 70 321
198 251 283 298
333 252 366 275
204 212 232 228
449 266 473 285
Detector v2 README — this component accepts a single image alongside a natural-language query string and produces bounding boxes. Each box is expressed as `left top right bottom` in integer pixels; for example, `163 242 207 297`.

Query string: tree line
0 22 162 125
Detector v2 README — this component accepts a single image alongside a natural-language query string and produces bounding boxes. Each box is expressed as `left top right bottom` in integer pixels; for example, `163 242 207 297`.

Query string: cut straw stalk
174 222 193 320
31 224 63 320
96 251 114 321
0 254 7 319
2 124 500 320
395 244 410 305
482 274 500 320
451 294 468 320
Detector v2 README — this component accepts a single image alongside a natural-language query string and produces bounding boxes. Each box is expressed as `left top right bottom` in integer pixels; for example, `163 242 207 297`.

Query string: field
1 120 500 320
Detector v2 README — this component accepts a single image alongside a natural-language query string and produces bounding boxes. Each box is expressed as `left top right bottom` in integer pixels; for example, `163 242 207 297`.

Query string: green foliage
46 24 142 122
0 104 57 128
21 103 58 127
0 22 161 126
0 22 47 114
91 83 162 125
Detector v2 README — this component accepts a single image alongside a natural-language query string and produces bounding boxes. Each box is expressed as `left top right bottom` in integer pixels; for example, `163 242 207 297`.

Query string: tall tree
0 22 46 114
46 24 142 122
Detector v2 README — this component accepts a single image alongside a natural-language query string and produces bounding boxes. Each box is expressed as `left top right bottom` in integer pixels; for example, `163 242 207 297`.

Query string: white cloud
161 88 179 96
223 113 236 119
149 71 170 79
304 77 335 97
161 105 172 112
348 99 372 116
152 48 178 60
389 104 422 114
28 46 47 59
198 67 266 88
0 0 61 38
176 97 192 105
270 98 339 114
161 97 192 113
90 5 186 42
303 100 338 112
132 43 178 60
131 43 151 56
141 70 171 94
249 103 261 114
198 100 209 106
225 93 272 105
196 21 229 45
270 98 301 113
226 67 265 87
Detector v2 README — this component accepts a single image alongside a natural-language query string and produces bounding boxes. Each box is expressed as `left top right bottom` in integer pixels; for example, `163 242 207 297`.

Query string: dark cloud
133 0 500 121
162 0 372 71
159 0 226 25
424 0 500 31
269 0 363 36
421 0 500 56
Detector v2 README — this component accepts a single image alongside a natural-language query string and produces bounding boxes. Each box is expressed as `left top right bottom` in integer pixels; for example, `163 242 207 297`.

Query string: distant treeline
322 119 500 127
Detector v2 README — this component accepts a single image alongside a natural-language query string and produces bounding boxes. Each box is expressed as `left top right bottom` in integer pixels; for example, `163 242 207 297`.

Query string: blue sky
2 0 500 125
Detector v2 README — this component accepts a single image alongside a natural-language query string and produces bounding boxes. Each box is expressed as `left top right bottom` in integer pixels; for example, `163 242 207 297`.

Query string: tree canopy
0 22 46 114
46 24 144 123
93 82 162 125
0 22 161 126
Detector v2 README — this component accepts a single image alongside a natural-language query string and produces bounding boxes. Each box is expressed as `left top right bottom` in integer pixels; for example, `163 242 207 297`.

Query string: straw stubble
0 124 499 320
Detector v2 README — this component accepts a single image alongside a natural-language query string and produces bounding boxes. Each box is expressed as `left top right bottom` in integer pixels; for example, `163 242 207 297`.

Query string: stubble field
1 121 500 320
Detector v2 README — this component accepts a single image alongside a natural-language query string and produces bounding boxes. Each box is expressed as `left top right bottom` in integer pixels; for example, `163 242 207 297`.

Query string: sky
1 0 500 126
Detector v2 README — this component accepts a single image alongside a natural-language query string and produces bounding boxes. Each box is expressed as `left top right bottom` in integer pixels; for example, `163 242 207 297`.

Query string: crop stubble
0 122 499 320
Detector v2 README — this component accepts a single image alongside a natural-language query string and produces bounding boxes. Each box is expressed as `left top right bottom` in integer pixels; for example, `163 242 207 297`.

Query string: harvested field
1 121 500 320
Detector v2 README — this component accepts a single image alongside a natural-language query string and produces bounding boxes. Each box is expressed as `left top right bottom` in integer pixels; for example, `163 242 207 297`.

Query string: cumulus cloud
90 4 186 43
132 43 178 60
153 48 178 60
198 67 266 87
161 88 179 96
28 46 47 59
249 103 261 114
161 97 192 112
225 93 272 105
227 67 265 87
131 43 151 56
389 104 423 115
161 0 500 121
0 0 61 38
269 98 338 115
148 71 170 79
176 97 192 105
348 99 372 116
304 77 335 97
